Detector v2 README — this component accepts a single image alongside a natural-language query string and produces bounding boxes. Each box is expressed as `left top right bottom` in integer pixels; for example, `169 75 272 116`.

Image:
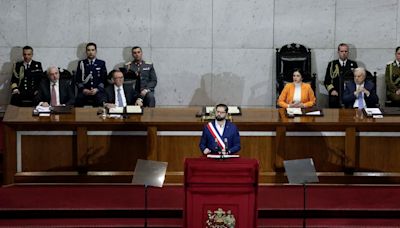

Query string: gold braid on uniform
326 62 340 92
389 63 400 85
18 65 24 86
11 63 24 89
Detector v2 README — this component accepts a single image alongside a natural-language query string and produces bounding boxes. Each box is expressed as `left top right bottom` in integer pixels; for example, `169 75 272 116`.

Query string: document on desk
286 108 302 115
364 108 382 115
35 105 51 113
108 107 124 114
227 106 241 114
126 105 142 114
207 154 240 159
305 110 322 116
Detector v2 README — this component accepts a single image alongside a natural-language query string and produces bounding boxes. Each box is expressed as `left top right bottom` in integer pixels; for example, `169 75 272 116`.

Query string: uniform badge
205 208 236 228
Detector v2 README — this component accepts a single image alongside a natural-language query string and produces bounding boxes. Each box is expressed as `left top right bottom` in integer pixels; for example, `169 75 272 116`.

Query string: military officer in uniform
385 47 400 106
10 46 43 107
125 46 157 107
75 42 107 107
324 43 358 108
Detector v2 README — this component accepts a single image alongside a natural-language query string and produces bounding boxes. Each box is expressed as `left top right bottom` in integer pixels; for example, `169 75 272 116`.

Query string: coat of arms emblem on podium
206 208 236 228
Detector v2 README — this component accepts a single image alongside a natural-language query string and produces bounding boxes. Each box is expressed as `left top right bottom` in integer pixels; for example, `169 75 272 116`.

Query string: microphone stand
303 183 307 228
144 184 148 228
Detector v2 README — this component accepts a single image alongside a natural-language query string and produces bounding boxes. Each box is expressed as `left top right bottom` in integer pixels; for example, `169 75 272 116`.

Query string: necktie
358 92 364 109
117 88 124 107
51 83 57 106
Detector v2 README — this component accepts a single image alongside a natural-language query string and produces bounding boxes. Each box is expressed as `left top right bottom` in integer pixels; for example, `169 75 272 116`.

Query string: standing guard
75 42 107 107
10 46 43 107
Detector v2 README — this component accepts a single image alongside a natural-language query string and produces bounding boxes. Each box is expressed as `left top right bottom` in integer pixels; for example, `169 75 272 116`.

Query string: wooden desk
4 106 400 185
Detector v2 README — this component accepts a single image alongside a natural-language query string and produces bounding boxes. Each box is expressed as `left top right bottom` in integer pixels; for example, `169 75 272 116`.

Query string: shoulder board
144 61 152 65
387 60 394 65
125 61 132 66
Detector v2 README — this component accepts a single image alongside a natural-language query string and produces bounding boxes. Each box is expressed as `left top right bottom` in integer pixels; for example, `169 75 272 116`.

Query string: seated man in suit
102 70 143 108
34 66 75 106
342 67 379 108
199 104 241 155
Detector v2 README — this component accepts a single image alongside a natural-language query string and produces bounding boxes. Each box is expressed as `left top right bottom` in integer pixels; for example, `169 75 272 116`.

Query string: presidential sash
207 122 226 151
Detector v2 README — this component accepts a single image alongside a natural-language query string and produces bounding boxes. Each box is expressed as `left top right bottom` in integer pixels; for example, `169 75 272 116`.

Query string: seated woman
277 69 316 108
385 46 400 106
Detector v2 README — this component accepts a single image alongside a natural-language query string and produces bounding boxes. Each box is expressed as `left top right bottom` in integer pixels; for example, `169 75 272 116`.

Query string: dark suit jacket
342 80 379 108
34 78 75 106
199 120 241 154
103 84 138 105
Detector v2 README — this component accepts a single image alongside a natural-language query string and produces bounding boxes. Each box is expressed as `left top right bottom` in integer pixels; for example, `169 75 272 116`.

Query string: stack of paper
286 108 302 115
35 105 51 113
364 108 382 115
108 107 124 114
207 154 240 159
227 106 240 114
126 105 142 114
305 110 321 116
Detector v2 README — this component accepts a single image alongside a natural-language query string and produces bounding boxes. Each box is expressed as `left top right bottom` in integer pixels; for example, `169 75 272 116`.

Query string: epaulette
145 61 152 65
125 61 132 66
387 60 394 65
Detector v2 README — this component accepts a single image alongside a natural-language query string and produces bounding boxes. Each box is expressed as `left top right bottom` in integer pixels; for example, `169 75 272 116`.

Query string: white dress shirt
215 120 225 136
293 82 302 103
353 82 367 108
339 59 347 67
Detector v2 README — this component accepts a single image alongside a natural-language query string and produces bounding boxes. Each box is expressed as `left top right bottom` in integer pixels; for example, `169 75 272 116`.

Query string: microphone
214 138 220 154
224 138 228 154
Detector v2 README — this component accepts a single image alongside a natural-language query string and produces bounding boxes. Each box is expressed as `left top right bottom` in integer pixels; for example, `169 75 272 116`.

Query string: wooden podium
184 157 259 228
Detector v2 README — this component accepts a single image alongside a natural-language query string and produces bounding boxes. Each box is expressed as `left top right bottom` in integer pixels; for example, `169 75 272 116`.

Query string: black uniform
126 60 157 107
324 59 358 108
75 58 107 107
10 60 43 107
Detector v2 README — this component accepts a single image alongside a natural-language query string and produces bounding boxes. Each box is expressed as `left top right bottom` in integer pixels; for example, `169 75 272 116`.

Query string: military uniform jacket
11 60 43 96
324 59 358 94
127 60 157 92
75 59 107 92
385 60 400 97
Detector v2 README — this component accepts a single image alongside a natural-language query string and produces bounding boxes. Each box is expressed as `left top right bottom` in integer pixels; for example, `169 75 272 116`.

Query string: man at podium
199 104 241 155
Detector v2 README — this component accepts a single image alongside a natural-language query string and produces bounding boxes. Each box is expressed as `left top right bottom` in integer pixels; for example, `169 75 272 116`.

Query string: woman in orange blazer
277 69 316 108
